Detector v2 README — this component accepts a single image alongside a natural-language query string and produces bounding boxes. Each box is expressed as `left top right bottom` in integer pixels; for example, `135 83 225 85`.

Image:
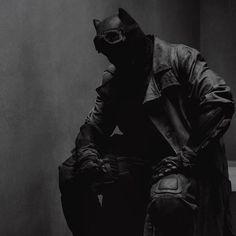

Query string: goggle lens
94 29 125 52
103 30 123 44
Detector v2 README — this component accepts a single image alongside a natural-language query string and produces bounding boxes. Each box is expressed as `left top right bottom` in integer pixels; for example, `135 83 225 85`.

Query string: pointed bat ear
93 19 101 31
118 8 127 15
118 8 136 25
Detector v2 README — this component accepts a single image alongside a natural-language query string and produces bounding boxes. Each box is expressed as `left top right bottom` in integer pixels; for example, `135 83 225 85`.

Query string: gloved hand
76 154 119 191
76 155 104 182
152 146 197 181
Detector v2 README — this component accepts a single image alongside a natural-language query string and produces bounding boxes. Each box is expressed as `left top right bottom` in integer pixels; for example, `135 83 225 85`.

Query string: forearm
73 122 106 160
177 46 235 154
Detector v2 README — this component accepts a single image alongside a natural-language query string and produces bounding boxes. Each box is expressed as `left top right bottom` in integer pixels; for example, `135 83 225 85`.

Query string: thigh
59 155 103 236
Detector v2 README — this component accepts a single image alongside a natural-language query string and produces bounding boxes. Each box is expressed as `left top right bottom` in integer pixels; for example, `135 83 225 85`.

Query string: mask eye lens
104 31 123 44
94 29 125 53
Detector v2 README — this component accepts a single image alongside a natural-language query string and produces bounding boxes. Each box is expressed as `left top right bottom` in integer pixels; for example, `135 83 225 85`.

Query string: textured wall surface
3 0 236 235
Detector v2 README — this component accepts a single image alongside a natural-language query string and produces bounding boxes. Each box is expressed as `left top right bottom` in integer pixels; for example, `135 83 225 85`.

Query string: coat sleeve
74 65 117 159
176 45 235 153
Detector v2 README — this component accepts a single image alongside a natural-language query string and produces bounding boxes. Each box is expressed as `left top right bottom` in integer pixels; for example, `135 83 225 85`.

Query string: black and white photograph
0 1 236 236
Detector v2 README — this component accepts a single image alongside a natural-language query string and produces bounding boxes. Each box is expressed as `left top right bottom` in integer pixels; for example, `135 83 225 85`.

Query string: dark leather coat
77 36 235 236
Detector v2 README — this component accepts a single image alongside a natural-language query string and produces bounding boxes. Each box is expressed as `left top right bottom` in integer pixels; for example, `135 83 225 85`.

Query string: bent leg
148 174 198 236
59 155 102 236
59 134 151 236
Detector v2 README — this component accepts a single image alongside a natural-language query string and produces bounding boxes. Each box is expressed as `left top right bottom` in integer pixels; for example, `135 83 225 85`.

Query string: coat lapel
96 36 180 105
143 36 180 105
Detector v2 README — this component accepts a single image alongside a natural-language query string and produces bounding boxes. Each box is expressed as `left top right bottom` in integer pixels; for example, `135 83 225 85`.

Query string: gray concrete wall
0 0 202 235
200 0 236 160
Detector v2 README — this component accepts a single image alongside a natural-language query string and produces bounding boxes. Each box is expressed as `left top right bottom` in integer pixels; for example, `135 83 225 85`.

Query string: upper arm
85 95 116 136
85 64 117 136
176 45 234 115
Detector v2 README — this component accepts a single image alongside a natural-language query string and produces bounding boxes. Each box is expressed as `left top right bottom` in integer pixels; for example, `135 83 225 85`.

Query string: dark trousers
59 153 198 236
59 153 151 236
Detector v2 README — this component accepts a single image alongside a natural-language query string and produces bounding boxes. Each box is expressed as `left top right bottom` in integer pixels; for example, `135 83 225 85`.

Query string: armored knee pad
148 174 198 236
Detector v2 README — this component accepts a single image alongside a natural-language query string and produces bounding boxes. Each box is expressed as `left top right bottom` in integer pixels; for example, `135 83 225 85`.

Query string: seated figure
59 8 235 236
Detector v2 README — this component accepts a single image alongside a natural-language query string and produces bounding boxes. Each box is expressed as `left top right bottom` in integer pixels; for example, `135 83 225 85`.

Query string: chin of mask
104 48 133 67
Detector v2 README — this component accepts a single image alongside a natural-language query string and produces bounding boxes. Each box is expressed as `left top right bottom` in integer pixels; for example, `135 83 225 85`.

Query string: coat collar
152 35 172 74
96 36 173 103
142 36 173 104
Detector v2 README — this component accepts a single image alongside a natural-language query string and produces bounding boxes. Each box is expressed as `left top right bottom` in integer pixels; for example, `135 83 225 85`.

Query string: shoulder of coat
175 43 200 58
102 64 116 85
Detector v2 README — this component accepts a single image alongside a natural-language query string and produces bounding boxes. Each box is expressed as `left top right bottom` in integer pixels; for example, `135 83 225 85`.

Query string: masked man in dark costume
59 8 235 236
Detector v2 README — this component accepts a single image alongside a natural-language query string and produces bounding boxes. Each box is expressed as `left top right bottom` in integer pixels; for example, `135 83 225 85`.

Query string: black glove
76 154 119 190
152 146 197 181
76 155 104 182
